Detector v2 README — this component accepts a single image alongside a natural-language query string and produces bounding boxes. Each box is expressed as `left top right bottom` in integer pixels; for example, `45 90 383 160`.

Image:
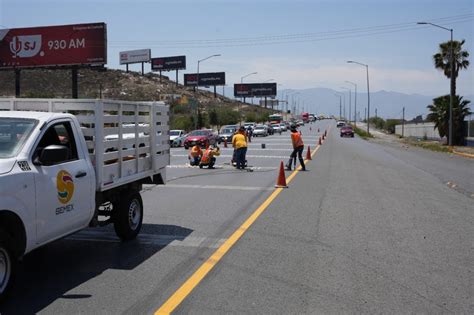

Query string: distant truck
0 99 169 300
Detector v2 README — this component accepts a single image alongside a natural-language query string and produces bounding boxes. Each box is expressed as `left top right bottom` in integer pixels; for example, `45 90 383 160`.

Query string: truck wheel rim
0 247 10 293
128 199 142 231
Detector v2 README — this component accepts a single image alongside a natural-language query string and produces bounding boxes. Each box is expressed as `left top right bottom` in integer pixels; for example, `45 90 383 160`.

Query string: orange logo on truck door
57 170 74 204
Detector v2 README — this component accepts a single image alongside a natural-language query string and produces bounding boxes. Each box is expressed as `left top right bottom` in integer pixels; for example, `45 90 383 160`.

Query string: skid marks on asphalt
66 229 226 249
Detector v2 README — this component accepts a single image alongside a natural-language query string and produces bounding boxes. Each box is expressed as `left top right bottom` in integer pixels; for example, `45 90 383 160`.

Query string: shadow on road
0 224 193 314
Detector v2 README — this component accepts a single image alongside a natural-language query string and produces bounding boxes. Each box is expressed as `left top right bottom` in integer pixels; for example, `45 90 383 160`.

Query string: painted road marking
155 138 325 314
167 164 276 170
66 230 226 249
161 184 274 191
171 154 289 159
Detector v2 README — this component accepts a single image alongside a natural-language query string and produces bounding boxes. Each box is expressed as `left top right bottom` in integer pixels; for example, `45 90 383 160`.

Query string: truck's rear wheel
0 231 15 302
114 193 143 241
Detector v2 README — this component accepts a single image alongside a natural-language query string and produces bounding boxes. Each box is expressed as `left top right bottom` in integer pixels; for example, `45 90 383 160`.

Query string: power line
108 14 473 49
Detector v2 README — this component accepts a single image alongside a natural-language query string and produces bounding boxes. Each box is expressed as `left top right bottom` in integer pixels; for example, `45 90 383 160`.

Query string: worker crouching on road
199 145 221 169
286 124 306 171
232 126 248 169
188 144 203 166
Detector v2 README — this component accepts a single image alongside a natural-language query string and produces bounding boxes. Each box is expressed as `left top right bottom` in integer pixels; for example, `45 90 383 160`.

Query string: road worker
286 124 306 171
232 126 248 169
199 145 221 169
188 144 203 166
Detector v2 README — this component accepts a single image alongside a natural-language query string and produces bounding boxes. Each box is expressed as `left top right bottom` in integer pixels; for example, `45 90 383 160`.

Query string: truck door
33 119 93 244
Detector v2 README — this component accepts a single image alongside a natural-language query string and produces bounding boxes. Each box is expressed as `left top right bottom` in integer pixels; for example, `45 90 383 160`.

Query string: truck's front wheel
114 192 143 241
0 231 15 302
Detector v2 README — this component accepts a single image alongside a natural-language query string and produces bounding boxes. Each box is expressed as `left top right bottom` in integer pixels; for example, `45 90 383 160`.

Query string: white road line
66 230 226 249
171 154 289 159
166 164 276 170
162 184 275 191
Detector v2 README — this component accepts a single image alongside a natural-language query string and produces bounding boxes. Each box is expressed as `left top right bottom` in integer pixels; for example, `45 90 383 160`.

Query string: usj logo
57 170 74 204
10 35 42 58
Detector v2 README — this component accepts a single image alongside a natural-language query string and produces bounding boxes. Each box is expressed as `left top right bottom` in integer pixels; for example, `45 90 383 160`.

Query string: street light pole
340 87 351 123
334 93 342 119
196 54 221 129
417 22 454 146
345 80 357 126
348 60 370 134
241 71 258 104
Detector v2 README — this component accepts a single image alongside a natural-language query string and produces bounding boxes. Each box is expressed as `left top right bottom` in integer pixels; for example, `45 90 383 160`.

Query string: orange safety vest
291 131 304 148
190 146 202 158
201 148 211 164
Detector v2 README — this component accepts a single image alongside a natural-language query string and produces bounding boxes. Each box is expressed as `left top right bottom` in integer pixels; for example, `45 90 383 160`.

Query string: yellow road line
155 137 326 314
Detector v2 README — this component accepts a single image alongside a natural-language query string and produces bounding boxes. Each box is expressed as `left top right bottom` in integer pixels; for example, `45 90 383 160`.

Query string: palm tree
433 40 470 96
427 95 472 145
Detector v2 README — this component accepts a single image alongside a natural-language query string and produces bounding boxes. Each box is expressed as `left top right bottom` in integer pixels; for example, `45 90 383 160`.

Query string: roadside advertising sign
119 49 151 65
0 22 107 69
184 72 226 86
151 55 186 71
234 83 277 97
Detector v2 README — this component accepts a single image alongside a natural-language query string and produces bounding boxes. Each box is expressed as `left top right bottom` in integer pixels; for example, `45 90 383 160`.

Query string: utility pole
364 107 367 122
375 108 378 120
402 106 405 138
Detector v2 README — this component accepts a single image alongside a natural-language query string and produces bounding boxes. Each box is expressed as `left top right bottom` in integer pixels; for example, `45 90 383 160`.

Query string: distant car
253 125 268 137
218 126 237 144
340 125 354 137
184 129 218 149
169 129 185 144
271 124 282 134
336 120 345 128
171 133 187 147
279 123 287 131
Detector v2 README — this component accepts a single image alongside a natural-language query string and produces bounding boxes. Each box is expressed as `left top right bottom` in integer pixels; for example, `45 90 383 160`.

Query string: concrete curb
450 148 474 159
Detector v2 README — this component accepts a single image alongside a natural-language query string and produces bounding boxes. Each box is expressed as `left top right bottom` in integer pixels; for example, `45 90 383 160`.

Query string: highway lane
172 123 474 314
0 120 329 314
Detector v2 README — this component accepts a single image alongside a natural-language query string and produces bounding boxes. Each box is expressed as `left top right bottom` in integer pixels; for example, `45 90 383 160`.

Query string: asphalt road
1 120 473 314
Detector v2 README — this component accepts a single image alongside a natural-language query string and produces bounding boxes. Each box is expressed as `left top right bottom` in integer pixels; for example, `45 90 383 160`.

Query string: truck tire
114 192 143 241
0 230 15 302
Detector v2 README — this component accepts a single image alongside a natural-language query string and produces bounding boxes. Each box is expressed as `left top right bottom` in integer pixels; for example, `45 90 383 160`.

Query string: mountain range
220 87 473 120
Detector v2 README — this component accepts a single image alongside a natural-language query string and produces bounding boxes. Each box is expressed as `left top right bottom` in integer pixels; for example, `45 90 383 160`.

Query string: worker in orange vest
286 124 306 171
199 145 221 169
188 144 203 166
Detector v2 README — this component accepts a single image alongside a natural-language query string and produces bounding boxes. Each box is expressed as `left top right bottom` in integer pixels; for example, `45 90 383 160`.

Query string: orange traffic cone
324 130 327 137
275 161 288 188
319 137 322 145
318 128 320 132
224 138 228 148
306 146 312 160
322 134 325 140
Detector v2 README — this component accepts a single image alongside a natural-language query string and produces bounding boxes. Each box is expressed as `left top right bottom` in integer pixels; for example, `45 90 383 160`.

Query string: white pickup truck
0 98 169 300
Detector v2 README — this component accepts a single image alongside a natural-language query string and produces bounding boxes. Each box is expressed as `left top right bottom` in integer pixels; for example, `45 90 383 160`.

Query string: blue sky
1 0 473 96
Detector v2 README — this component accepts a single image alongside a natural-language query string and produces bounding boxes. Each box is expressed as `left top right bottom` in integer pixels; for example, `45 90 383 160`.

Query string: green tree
433 39 470 97
208 109 219 128
244 112 257 123
427 95 471 145
216 108 240 126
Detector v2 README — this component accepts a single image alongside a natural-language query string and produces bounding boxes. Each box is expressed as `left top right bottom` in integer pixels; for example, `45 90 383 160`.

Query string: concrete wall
395 122 441 140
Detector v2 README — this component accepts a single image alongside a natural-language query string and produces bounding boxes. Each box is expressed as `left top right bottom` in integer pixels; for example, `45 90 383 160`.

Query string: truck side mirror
36 145 70 166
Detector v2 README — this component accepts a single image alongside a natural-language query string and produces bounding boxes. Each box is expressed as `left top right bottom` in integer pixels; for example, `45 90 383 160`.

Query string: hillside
0 68 276 130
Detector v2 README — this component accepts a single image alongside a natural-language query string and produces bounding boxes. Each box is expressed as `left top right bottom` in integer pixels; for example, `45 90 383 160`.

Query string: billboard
0 22 107 69
234 83 277 97
119 49 151 65
184 72 225 86
151 55 186 71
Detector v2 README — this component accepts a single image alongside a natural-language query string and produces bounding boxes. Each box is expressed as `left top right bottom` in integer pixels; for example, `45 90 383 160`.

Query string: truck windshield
0 118 37 158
